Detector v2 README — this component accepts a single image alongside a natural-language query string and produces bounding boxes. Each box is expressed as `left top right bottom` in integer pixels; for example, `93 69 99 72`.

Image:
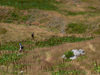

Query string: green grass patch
33 36 93 47
64 51 74 59
0 36 93 51
94 62 100 73
52 70 86 75
51 62 86 75
53 63 72 70
0 53 22 65
88 6 97 10
0 40 34 51
59 9 100 16
66 23 87 34
0 0 58 10
66 11 87 16
77 56 87 61
1 9 30 24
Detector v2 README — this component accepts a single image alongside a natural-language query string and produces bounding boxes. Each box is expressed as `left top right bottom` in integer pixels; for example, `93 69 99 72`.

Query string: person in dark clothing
31 32 34 40
19 43 23 52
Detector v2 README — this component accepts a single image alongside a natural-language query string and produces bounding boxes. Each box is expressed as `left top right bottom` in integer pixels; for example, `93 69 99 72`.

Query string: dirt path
87 42 96 52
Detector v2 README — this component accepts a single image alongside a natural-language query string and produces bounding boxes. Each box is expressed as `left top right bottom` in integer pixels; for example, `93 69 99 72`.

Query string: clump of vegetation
64 51 74 59
66 23 87 34
0 27 7 35
0 53 22 65
94 62 100 73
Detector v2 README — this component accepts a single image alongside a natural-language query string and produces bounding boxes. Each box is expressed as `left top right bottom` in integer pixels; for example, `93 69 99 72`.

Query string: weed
94 61 100 73
64 51 74 59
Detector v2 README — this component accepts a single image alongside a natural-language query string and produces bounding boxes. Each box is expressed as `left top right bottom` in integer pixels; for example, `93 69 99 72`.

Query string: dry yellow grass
18 37 100 75
0 23 58 43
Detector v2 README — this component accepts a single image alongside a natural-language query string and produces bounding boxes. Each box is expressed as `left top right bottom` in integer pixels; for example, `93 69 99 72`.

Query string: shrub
64 51 74 59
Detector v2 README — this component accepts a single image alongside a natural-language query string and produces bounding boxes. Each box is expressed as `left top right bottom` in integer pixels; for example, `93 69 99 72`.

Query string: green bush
64 51 74 59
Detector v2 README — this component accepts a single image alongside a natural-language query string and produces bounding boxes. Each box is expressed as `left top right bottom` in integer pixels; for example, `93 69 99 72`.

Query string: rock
79 49 85 55
62 49 85 60
70 56 77 60
72 49 81 56
61 54 66 59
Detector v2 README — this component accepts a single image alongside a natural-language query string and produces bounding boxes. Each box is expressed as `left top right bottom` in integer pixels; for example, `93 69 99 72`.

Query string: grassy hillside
0 0 100 75
0 0 100 35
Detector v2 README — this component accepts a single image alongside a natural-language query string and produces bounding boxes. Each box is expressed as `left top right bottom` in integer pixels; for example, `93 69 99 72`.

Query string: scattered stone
61 54 66 59
62 49 85 60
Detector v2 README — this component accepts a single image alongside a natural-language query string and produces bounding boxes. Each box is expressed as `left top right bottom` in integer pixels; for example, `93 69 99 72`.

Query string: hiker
19 43 23 52
31 32 34 40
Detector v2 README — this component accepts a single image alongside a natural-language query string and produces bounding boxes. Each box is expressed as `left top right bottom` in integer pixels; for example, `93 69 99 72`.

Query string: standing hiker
19 43 23 52
31 32 34 40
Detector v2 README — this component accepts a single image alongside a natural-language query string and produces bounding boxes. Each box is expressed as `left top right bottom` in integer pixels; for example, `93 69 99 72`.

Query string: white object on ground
70 56 77 60
19 71 24 74
61 54 66 59
62 49 85 60
72 49 80 56
79 49 85 55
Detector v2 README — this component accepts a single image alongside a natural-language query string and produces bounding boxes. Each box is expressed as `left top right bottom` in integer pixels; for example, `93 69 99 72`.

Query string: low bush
64 51 74 59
